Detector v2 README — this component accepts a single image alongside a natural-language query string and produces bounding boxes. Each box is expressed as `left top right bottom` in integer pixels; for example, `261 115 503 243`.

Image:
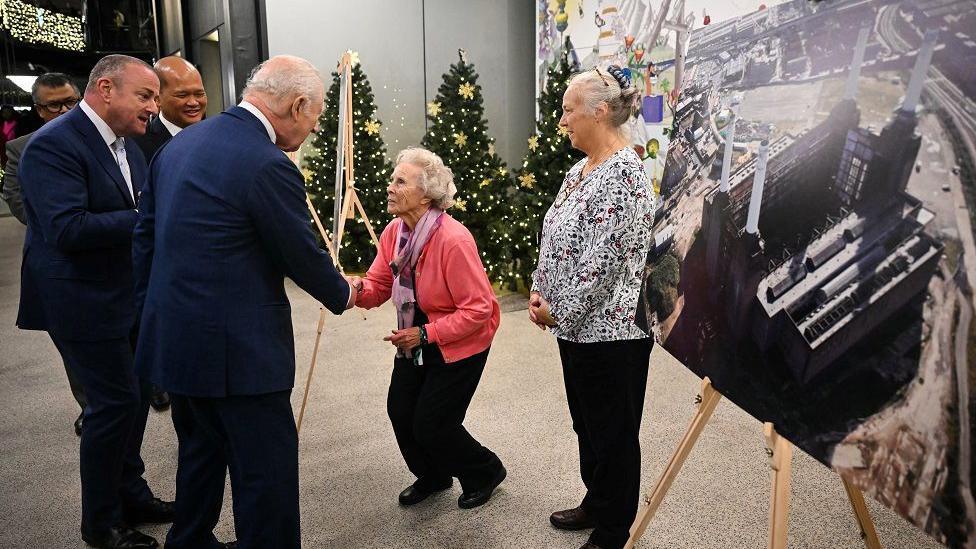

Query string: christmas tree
421 49 515 284
512 39 584 285
303 55 394 272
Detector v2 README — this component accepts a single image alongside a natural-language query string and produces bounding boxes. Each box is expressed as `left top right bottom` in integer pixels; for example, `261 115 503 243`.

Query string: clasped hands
528 291 557 330
344 274 421 352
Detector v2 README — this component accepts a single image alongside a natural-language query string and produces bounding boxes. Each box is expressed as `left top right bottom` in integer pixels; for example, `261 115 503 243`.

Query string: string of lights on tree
302 54 394 271
512 38 584 285
0 0 85 52
421 49 518 286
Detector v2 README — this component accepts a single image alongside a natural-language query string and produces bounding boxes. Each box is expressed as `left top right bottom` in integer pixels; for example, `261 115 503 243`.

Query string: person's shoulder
7 132 32 152
606 147 650 187
437 214 477 247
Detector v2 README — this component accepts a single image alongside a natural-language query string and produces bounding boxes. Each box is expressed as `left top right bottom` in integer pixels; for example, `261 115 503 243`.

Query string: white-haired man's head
242 55 324 152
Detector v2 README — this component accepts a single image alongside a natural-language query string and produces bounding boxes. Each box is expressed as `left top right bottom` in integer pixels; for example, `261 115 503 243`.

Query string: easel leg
296 307 326 435
764 423 793 549
625 377 722 548
842 478 883 549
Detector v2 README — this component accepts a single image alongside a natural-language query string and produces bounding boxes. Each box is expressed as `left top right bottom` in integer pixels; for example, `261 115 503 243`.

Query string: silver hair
396 147 457 210
242 55 323 113
567 68 641 136
85 54 153 93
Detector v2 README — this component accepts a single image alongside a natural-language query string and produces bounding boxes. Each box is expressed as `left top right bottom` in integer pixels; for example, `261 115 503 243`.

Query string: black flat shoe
218 542 237 549
82 525 158 548
398 477 452 506
122 496 174 525
458 465 506 509
74 412 84 437
148 388 170 411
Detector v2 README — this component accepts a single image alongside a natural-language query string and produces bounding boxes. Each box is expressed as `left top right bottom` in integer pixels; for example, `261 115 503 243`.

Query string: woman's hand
384 327 422 351
528 292 556 330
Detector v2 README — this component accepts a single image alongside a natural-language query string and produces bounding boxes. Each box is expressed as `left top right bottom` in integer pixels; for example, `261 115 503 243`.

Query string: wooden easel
295 51 380 435
625 377 883 549
330 50 380 269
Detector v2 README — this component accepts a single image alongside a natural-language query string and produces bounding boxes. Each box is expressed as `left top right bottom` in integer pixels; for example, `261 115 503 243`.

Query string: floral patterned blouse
532 147 655 343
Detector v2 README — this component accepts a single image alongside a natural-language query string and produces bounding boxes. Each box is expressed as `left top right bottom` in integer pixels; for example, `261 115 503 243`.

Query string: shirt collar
158 113 183 136
79 99 120 149
238 100 277 143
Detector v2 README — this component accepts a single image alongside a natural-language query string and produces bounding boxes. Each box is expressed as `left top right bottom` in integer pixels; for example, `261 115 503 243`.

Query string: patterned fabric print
532 147 655 343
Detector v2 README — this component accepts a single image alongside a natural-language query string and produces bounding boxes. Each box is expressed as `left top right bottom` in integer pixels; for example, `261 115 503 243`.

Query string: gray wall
265 0 534 167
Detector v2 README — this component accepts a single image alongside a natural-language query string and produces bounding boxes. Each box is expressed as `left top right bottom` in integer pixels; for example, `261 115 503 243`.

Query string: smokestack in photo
719 111 737 193
746 140 769 235
844 26 871 101
901 29 939 114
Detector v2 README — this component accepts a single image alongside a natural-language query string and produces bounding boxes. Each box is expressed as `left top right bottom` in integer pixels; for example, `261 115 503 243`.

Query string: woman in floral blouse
529 65 655 549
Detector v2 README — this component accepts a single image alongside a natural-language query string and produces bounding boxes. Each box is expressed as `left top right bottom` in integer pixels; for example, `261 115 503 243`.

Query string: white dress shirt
158 113 183 136
78 100 135 202
238 100 277 143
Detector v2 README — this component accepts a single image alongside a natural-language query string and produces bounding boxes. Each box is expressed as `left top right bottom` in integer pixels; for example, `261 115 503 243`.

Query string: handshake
344 275 364 309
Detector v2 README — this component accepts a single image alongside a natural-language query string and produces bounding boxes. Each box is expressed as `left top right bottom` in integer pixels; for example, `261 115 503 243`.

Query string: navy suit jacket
17 106 145 341
130 116 172 163
133 106 350 398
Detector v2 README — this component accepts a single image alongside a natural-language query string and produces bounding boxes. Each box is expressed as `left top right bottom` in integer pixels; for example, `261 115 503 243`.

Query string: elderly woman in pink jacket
349 147 505 510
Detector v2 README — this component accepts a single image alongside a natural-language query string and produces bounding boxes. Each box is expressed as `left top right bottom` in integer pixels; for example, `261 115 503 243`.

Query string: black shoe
74 413 84 437
149 388 170 411
579 543 603 549
458 465 506 509
218 542 237 549
550 505 597 530
398 477 452 506
82 525 159 548
122 496 174 525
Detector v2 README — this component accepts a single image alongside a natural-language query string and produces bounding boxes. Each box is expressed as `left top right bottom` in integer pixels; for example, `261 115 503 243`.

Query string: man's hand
344 275 363 310
384 327 422 351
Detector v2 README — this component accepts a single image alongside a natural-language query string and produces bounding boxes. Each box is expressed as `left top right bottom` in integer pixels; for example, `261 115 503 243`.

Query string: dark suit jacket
17 106 145 341
132 106 350 397
130 116 172 162
2 132 32 224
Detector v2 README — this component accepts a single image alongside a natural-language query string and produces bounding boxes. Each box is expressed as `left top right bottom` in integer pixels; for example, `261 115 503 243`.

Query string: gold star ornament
453 132 468 147
364 120 381 135
557 126 570 138
301 168 313 182
479 178 491 188
498 167 508 176
528 135 539 151
454 199 467 211
519 173 536 188
427 101 442 116
458 82 476 100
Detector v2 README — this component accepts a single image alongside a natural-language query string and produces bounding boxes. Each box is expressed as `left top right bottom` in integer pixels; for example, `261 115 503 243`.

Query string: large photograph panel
637 1 976 546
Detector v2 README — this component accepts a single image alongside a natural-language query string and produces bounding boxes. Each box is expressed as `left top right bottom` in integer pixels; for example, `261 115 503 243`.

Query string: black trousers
49 334 153 536
557 337 652 549
59 353 88 411
165 390 299 549
387 348 502 493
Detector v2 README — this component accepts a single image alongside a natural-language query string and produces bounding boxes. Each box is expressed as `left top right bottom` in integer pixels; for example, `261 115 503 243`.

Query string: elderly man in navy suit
18 55 173 549
133 55 355 549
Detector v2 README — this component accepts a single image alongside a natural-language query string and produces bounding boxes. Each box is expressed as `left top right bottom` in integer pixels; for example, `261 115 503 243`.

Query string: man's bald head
154 56 207 128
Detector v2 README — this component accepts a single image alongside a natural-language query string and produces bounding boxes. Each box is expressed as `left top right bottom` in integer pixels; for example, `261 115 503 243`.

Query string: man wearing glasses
2 73 88 437
3 72 81 225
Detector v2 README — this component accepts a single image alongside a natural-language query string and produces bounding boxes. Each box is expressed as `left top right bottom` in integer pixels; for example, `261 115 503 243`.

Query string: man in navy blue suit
18 55 173 549
133 55 355 549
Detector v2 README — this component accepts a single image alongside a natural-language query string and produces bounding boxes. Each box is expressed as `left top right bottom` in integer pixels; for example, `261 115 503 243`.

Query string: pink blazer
356 214 501 363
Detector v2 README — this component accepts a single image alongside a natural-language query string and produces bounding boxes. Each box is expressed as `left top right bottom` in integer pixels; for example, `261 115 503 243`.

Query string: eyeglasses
36 99 79 113
593 68 611 87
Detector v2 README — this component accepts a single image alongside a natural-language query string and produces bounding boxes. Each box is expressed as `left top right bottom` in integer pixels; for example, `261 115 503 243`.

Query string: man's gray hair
242 55 323 113
396 147 457 210
85 54 153 93
32 72 79 103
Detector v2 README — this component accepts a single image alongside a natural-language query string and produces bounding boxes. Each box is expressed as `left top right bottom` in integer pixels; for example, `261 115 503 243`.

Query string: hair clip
606 65 631 90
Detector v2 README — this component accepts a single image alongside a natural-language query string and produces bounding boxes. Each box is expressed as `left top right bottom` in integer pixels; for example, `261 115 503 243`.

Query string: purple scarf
391 207 444 357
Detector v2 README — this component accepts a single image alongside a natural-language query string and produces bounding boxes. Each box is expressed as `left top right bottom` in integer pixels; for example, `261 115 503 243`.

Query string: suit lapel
68 108 135 208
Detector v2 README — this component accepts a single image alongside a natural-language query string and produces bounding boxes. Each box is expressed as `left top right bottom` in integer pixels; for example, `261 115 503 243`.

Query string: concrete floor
0 215 945 548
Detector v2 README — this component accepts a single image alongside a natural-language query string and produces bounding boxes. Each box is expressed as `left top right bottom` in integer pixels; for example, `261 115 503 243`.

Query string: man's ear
291 96 308 120
97 77 114 104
